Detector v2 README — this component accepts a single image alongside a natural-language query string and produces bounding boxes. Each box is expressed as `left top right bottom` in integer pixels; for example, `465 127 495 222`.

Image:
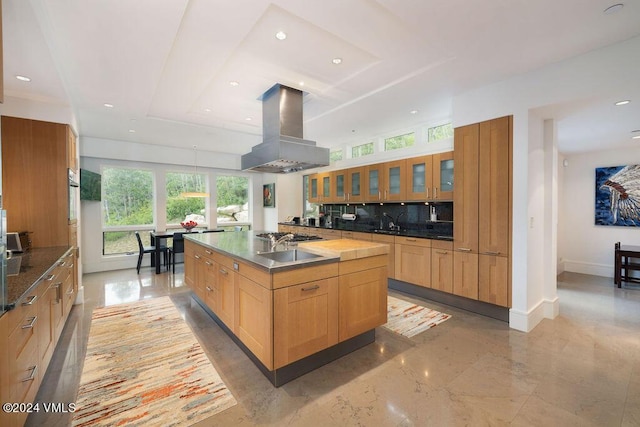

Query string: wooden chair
614 242 640 287
168 232 185 273
135 231 168 274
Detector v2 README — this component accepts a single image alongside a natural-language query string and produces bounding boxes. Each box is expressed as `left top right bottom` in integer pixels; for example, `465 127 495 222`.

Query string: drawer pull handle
406 238 417 242
205 286 212 292
205 250 213 255
483 251 500 256
194 255 201 259
58 261 66 267
457 248 472 252
67 263 74 269
435 250 449 255
22 295 37 306
66 288 74 296
22 316 38 329
219 269 228 275
45 274 55 281
301 285 320 292
22 366 38 382
205 261 213 266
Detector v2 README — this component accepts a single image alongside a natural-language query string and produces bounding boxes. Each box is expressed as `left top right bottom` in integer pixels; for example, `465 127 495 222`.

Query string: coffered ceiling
3 0 640 157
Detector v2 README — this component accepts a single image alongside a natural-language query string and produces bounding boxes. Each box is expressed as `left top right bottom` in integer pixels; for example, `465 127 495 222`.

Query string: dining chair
168 232 185 273
136 231 168 274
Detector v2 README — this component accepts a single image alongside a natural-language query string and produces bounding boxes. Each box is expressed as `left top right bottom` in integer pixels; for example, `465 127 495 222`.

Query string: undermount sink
256 249 322 263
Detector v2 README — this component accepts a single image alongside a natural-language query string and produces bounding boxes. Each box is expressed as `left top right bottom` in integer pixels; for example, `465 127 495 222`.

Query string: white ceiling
3 0 640 157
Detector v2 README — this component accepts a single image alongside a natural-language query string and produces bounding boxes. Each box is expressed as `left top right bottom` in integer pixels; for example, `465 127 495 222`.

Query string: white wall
560 149 640 277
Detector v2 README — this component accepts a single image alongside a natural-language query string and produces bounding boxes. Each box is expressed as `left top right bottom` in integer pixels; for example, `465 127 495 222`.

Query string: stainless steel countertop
184 230 340 271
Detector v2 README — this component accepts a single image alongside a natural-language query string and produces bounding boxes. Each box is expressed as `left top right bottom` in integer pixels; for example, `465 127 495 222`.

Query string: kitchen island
184 231 389 386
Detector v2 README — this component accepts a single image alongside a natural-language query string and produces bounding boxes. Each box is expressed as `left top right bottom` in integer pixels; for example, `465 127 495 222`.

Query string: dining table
150 229 224 274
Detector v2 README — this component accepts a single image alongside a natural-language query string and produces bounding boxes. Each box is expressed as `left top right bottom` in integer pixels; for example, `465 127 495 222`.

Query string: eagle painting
596 165 640 226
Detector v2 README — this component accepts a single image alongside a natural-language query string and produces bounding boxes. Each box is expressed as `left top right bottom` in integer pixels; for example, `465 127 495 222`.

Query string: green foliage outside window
330 150 343 162
166 172 207 223
427 123 453 142
216 176 249 223
352 142 374 158
384 132 415 151
102 168 154 230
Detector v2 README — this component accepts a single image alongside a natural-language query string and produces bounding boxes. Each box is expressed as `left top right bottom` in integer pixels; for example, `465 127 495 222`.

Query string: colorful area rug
72 296 236 427
384 295 451 338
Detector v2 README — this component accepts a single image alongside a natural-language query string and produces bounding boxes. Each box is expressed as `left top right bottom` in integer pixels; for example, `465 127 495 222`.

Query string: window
330 150 343 162
166 172 208 226
384 132 415 151
427 123 453 142
102 167 154 255
352 142 374 158
216 176 249 224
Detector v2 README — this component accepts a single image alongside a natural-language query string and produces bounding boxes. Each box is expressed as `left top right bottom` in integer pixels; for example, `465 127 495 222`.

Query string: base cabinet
394 237 431 287
431 241 453 293
274 278 338 369
453 252 479 299
236 275 273 368
478 254 509 306
0 249 77 427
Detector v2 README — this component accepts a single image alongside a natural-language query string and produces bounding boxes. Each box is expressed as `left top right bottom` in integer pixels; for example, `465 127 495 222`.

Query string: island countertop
184 230 389 271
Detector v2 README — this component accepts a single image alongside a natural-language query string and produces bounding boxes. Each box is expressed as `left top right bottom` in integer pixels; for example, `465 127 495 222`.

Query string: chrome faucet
270 233 294 251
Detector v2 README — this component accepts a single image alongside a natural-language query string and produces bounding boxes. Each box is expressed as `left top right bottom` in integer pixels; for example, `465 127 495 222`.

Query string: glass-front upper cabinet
434 152 454 200
384 159 406 201
365 164 383 202
406 155 433 201
333 170 346 203
308 174 319 203
347 167 364 203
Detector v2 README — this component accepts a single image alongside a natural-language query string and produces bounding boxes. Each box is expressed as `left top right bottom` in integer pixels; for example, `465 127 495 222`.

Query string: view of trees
103 168 154 226
352 142 374 158
384 132 415 151
428 123 453 142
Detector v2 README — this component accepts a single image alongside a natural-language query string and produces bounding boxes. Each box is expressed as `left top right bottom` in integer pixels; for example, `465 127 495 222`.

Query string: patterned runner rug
73 296 236 426
384 295 451 338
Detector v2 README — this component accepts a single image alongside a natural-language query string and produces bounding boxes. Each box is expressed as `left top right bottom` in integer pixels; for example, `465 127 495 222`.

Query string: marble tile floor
26 267 640 427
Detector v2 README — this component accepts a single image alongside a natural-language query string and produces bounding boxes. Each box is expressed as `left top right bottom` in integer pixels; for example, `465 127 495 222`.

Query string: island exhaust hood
241 84 329 173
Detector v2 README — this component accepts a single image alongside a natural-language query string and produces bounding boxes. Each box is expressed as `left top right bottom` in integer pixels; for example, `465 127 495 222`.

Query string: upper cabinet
406 152 454 201
1 116 71 248
308 151 453 204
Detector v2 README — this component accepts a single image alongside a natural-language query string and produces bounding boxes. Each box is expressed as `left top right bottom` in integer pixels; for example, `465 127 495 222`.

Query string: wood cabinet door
184 241 196 290
332 170 347 203
364 163 384 202
371 234 395 279
236 275 273 369
338 266 387 341
433 151 454 200
37 283 56 378
67 126 78 171
203 259 217 311
394 241 431 287
406 155 433 201
383 159 407 201
274 277 338 369
308 173 320 203
479 254 509 307
453 251 478 299
479 116 511 256
319 172 332 203
216 262 236 332
347 167 364 203
431 248 453 293
453 123 479 253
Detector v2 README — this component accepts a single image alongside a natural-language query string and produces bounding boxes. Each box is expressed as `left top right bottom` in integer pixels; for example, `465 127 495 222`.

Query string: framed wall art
263 183 275 208
595 164 640 226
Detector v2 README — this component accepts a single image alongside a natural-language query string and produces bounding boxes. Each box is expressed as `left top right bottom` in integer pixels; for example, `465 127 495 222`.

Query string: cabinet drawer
432 239 453 251
395 236 431 248
341 231 372 241
5 287 39 336
12 330 39 407
8 303 39 364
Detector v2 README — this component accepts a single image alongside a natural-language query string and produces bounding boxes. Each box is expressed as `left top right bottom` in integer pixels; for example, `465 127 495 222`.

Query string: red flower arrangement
180 220 198 231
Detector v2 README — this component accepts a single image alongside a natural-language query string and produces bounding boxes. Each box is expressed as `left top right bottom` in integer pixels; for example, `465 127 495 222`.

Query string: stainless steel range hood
241 84 329 173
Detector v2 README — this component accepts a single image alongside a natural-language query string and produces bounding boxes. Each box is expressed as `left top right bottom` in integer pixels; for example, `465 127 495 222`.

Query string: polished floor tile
25 268 640 426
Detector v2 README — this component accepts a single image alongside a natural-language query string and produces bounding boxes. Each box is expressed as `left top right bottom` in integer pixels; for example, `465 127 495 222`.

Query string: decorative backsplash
319 202 453 236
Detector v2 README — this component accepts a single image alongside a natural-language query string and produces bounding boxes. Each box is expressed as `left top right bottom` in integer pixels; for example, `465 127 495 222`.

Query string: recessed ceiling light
128 129 136 133
245 117 252 121
604 3 624 14
229 81 239 87
410 110 418 114
275 31 287 40
299 81 305 87
615 100 630 106
332 58 342 65
204 108 211 113
104 103 114 108
16 75 31 82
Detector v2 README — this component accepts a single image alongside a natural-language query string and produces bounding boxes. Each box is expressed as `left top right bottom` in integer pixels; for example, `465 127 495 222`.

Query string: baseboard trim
563 259 611 278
